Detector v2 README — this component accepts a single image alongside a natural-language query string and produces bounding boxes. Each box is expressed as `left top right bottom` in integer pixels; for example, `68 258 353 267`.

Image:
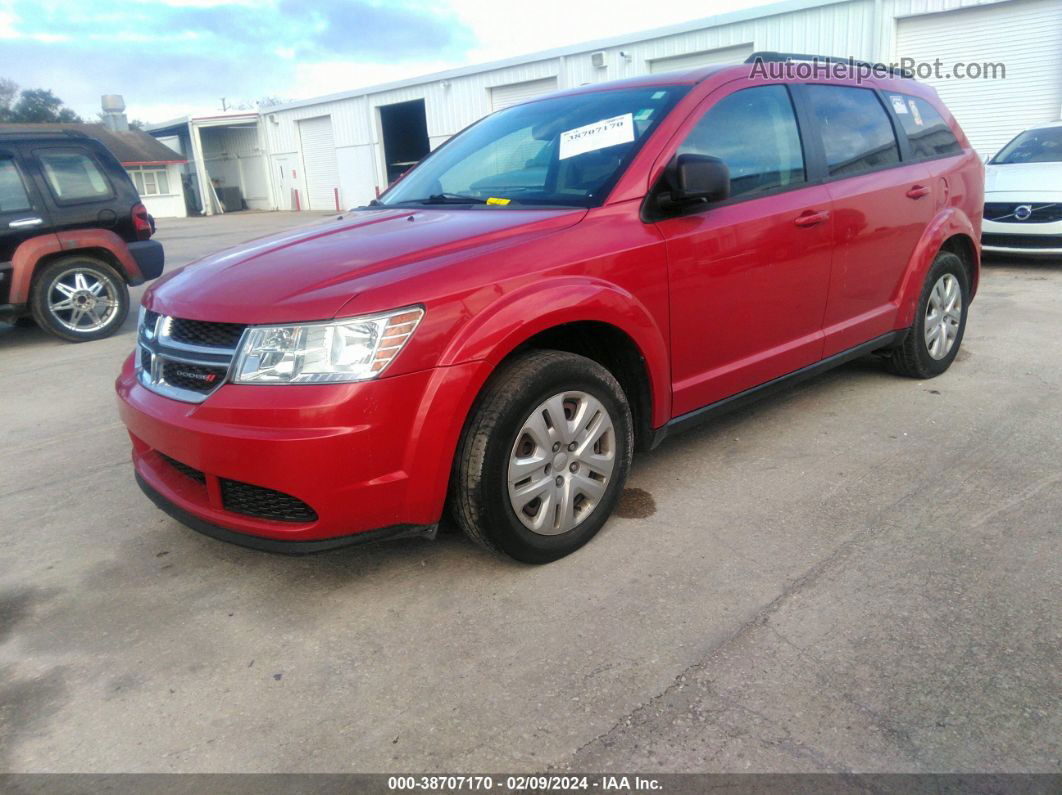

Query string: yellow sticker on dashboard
486 197 511 205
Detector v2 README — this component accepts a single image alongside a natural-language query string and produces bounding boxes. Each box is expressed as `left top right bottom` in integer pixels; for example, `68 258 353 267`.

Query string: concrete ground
0 212 1058 774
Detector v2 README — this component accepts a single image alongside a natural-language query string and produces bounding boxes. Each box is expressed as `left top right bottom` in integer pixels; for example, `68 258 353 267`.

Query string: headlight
232 307 423 384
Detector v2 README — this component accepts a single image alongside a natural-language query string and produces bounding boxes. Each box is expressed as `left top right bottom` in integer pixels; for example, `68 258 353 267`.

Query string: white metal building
191 0 1062 212
147 113 273 216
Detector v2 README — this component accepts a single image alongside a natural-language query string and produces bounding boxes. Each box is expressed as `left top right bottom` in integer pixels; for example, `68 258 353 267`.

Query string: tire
30 255 130 343
887 251 969 379
452 350 634 564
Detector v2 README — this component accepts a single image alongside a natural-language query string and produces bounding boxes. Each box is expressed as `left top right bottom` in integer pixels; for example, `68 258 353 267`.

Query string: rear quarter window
35 148 114 203
887 93 962 159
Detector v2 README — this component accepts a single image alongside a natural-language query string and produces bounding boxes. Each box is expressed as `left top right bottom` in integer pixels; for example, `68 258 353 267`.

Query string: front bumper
116 354 477 548
135 473 433 553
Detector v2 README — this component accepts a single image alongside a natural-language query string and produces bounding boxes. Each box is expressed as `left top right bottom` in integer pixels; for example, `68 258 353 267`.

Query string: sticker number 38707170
558 113 635 160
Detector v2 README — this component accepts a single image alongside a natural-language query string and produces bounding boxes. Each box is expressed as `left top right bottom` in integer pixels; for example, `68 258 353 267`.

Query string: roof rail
0 128 91 139
744 51 914 80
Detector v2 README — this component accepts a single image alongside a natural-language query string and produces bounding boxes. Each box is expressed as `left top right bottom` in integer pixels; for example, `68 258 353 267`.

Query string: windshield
379 86 687 208
990 127 1062 164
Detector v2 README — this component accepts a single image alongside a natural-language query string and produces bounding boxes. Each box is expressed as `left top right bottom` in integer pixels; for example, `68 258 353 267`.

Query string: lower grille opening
220 479 318 523
161 360 227 393
982 233 1062 250
158 453 206 485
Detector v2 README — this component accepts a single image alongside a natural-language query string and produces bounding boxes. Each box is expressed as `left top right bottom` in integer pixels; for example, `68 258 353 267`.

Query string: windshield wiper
418 193 488 204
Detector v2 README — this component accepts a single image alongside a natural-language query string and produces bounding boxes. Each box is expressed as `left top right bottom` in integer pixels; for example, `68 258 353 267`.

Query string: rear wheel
887 251 968 379
30 256 129 342
452 350 633 563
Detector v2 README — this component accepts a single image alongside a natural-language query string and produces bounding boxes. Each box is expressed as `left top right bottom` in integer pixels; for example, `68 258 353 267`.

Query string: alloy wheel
924 273 962 360
47 268 120 334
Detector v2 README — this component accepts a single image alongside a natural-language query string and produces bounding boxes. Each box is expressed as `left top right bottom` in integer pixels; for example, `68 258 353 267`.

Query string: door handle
906 184 931 199
8 217 43 229
794 210 830 227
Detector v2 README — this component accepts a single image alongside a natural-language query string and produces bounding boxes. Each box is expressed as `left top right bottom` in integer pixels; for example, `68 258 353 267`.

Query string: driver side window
678 85 805 202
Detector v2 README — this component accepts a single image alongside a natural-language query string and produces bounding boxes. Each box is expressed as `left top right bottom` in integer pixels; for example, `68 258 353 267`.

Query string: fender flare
894 207 979 328
397 278 672 524
437 276 671 427
9 229 142 305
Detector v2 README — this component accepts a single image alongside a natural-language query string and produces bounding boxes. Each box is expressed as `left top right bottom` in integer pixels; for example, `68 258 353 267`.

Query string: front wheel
887 251 969 379
451 350 634 564
30 256 130 342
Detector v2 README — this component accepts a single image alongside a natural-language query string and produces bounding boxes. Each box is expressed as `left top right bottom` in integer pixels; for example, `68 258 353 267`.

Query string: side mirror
670 154 730 204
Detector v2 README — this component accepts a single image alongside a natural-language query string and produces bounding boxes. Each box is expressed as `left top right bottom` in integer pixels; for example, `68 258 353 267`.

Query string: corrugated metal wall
263 0 1024 208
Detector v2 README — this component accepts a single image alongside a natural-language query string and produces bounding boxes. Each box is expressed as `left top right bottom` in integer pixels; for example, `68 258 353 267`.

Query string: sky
0 0 775 124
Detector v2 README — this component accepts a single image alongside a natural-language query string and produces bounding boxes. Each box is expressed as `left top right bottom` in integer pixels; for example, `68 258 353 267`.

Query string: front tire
887 251 968 379
30 255 129 343
452 350 634 564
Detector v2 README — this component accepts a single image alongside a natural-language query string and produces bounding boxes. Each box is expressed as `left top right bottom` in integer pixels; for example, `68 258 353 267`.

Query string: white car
982 120 1062 257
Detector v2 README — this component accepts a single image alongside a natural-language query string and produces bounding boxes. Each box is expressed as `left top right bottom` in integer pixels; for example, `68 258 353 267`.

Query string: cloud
0 0 475 120
0 0 778 123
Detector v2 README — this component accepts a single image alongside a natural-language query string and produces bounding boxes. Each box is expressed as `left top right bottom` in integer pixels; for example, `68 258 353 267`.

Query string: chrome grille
136 313 246 403
984 202 1062 224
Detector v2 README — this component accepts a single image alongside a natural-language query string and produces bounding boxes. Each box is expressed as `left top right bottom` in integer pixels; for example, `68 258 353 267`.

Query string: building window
129 167 171 196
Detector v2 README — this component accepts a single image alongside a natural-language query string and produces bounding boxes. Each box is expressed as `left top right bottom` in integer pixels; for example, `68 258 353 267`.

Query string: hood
146 208 586 323
985 161 1062 195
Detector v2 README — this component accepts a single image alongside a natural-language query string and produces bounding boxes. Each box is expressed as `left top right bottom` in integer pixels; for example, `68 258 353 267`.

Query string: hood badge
1013 205 1033 221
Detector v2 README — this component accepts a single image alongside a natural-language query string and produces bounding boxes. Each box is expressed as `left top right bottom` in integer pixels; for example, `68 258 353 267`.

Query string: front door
654 83 834 416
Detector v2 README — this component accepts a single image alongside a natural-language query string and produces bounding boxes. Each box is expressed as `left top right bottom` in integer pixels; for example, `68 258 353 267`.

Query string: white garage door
648 43 754 74
298 115 340 211
896 0 1062 157
490 77 558 112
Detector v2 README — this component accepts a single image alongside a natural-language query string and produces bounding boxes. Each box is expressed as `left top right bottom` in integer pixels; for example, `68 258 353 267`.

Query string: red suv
116 55 982 563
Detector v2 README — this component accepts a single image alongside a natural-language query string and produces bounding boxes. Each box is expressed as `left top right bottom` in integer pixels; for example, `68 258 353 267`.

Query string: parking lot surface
1 212 1058 773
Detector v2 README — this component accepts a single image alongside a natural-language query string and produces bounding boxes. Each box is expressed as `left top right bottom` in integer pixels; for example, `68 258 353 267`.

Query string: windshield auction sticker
559 113 635 160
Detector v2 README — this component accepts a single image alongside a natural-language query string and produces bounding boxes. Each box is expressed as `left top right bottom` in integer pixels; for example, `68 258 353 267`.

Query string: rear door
26 143 120 235
796 83 935 356
0 146 51 298
654 82 834 416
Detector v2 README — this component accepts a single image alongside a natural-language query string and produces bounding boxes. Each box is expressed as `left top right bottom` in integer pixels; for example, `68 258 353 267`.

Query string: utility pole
220 97 229 112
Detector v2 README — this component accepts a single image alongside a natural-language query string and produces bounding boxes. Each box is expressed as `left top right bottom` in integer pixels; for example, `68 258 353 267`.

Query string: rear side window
805 85 900 177
36 149 113 202
887 93 962 159
678 85 805 201
0 156 32 212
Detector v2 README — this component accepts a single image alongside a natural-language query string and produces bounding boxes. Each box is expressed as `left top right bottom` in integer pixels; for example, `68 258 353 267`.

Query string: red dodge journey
116 54 983 563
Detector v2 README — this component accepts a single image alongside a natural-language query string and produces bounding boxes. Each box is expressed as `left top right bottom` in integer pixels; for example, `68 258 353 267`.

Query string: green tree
9 88 82 123
0 78 18 121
